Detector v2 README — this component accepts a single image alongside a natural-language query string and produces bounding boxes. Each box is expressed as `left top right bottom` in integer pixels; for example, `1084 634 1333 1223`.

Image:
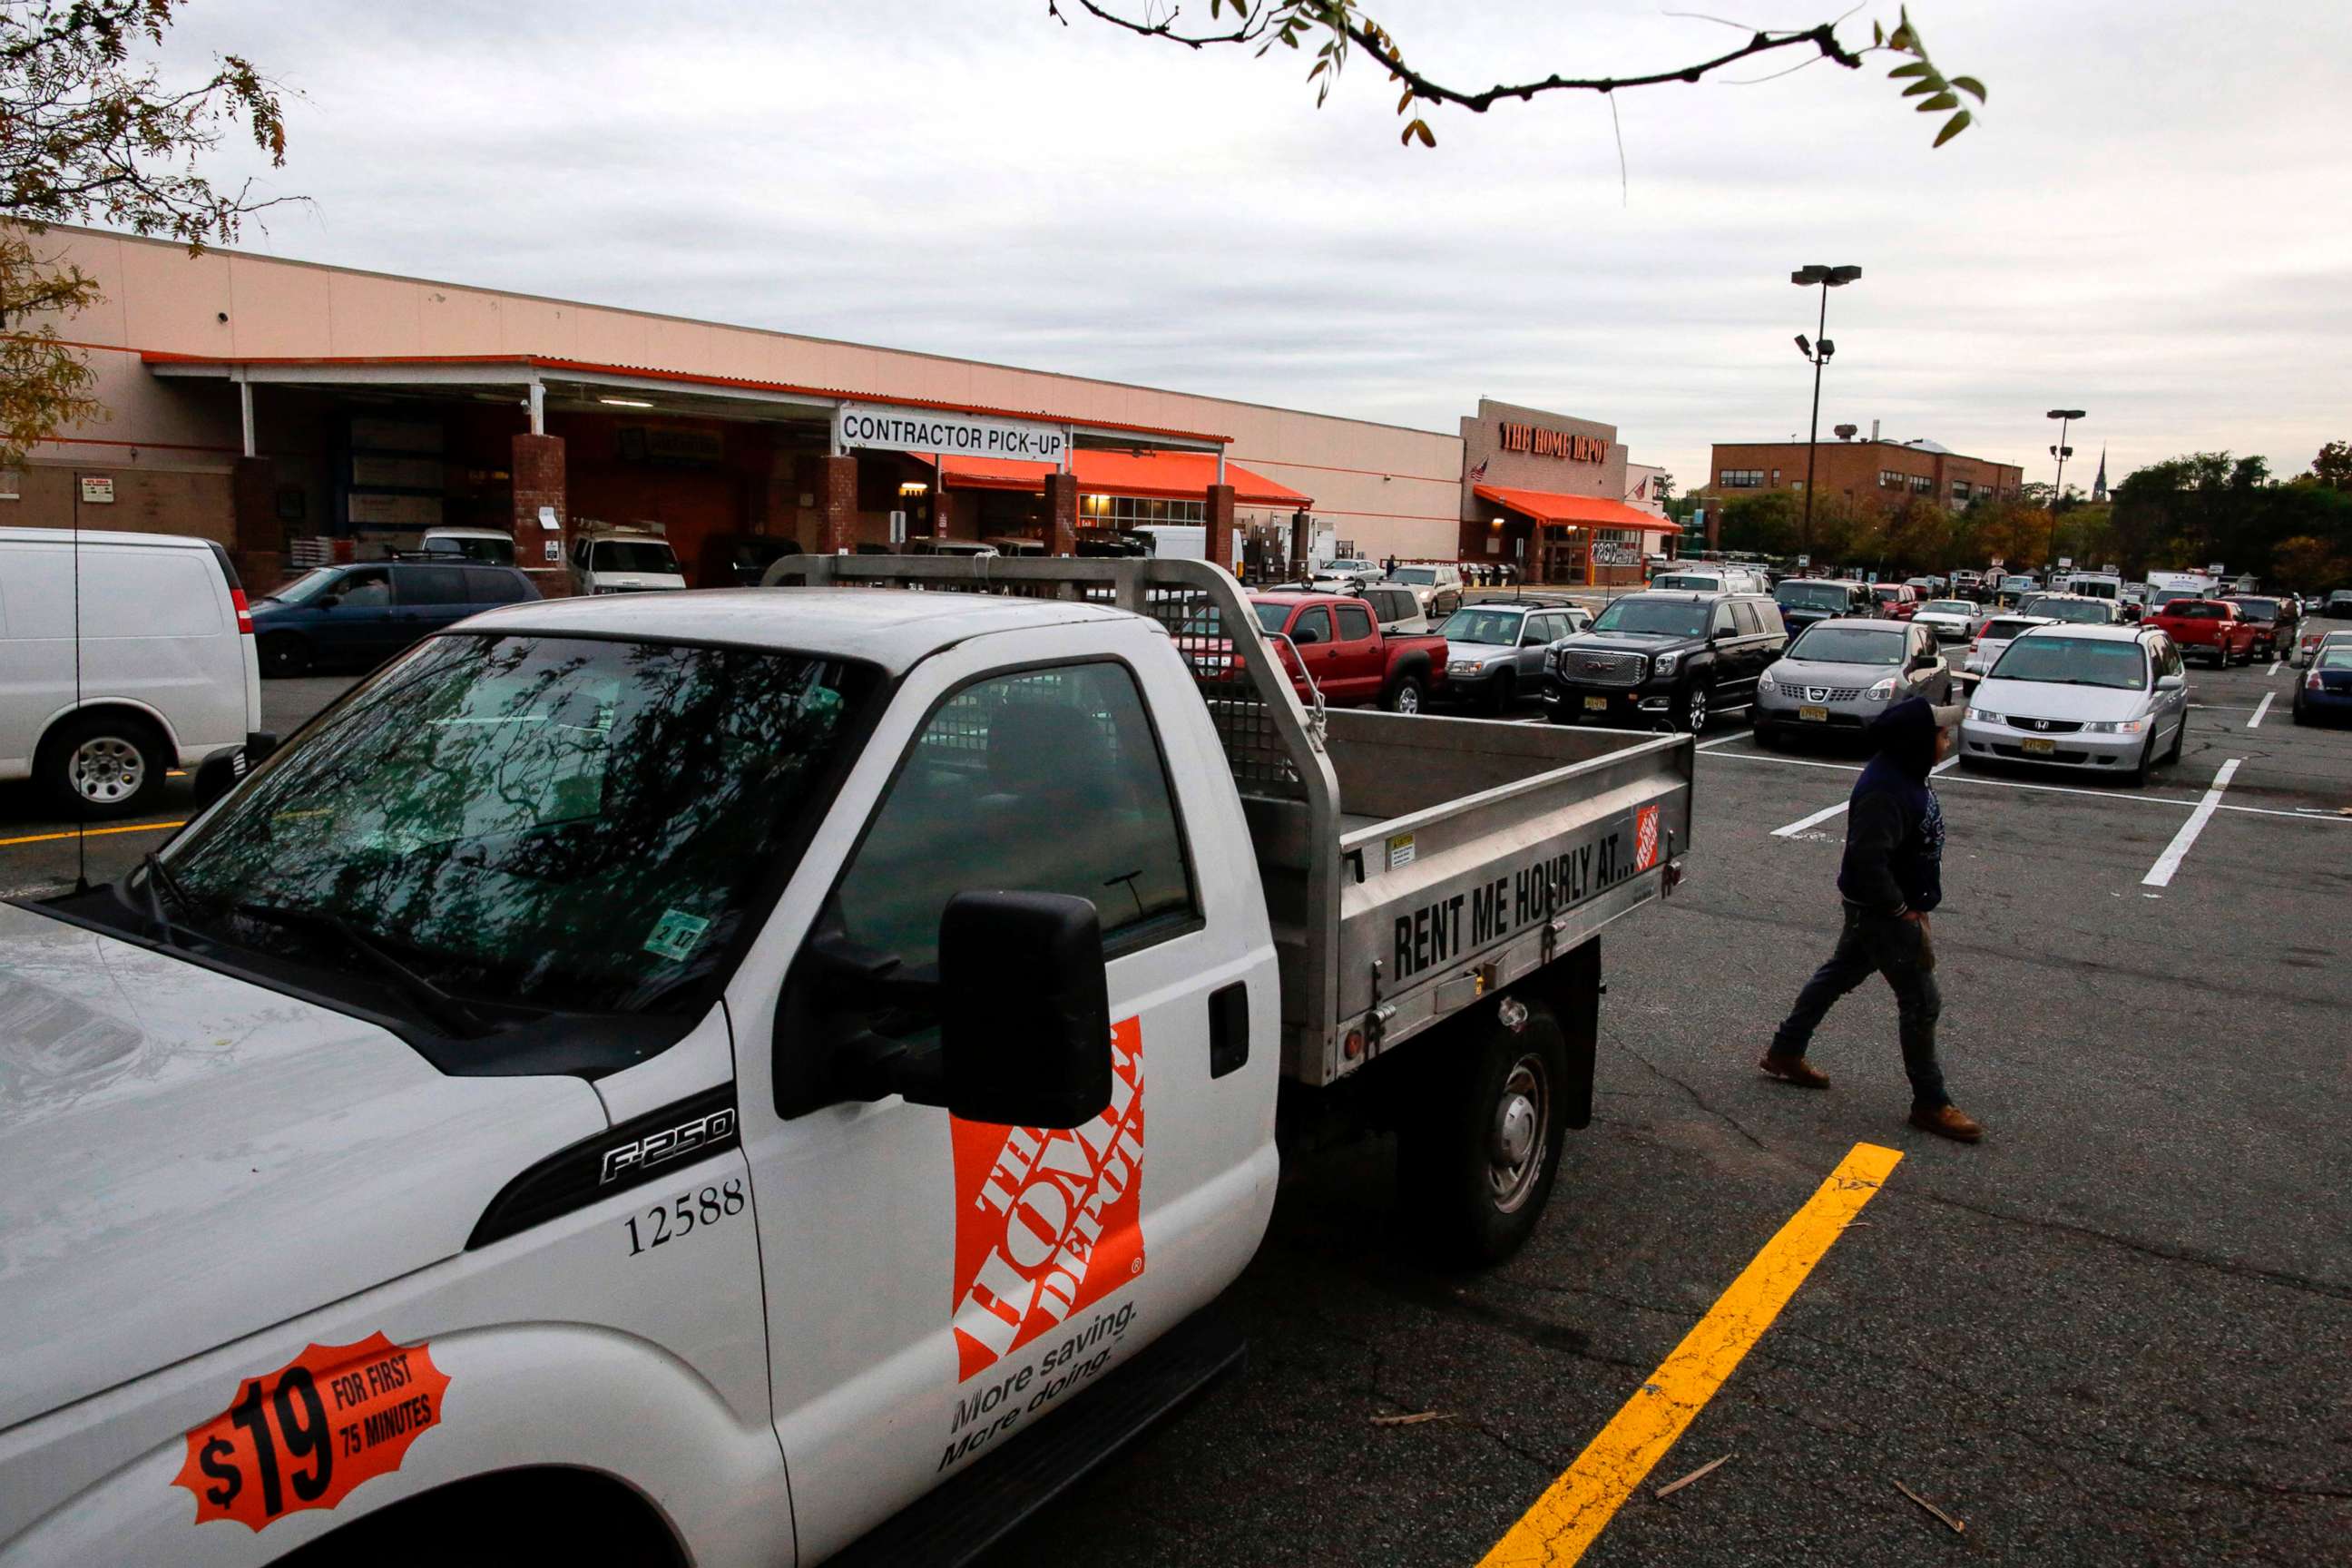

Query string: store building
4 226 1661 592
1698 427 2024 514
1455 398 1681 586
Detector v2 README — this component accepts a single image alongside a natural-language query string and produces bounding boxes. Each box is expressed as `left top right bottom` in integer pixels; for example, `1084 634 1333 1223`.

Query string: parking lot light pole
2045 408 2085 571
1792 265 1862 559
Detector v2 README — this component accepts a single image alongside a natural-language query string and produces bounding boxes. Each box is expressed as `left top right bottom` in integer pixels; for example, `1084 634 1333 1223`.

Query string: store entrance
1540 526 1588 585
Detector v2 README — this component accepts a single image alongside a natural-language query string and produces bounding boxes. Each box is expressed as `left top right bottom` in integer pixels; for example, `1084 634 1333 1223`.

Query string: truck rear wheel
1399 997 1569 1266
1384 673 1425 714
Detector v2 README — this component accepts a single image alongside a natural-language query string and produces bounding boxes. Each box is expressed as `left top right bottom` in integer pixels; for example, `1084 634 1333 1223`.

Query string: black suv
1543 590 1788 733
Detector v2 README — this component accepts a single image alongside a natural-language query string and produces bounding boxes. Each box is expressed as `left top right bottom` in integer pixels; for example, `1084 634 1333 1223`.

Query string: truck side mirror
939 891 1112 1129
1291 624 1321 645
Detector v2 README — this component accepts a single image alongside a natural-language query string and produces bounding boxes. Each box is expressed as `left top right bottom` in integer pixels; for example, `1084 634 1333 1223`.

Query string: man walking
1759 694 1984 1142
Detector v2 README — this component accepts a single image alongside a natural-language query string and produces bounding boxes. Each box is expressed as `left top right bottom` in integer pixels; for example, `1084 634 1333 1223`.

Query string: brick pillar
512 433 569 598
1043 471 1078 556
230 456 281 589
817 453 858 554
1205 483 1238 578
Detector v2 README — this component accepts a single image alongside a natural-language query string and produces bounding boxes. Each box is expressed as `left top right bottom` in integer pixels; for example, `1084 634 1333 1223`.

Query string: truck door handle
1209 981 1249 1079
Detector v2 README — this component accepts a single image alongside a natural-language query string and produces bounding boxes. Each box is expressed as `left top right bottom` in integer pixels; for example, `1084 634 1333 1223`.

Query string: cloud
157 0 2352 487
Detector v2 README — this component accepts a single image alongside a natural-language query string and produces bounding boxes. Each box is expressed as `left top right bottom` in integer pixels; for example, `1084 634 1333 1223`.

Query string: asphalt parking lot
5 652 2345 1565
978 650 2352 1566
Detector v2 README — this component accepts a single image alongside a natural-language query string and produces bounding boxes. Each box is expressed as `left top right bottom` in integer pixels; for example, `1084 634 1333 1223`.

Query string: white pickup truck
0 555 1692 1567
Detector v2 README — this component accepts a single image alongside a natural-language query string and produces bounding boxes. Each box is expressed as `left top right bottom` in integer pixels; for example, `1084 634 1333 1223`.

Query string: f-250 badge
948 1017 1146 1381
173 1333 450 1530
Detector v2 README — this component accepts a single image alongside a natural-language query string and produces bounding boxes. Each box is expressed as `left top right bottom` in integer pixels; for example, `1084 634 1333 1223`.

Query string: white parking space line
1769 756 1952 838
2142 759 2242 887
1695 731 1746 750
2267 659 2282 676
1703 747 2347 825
2248 693 2274 729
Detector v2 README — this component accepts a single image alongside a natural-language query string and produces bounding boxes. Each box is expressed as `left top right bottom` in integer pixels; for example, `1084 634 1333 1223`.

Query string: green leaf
1950 75 1987 103
1872 19 1885 44
1916 91 1958 112
1902 77 1943 97
1933 108 1972 147
1887 61 1931 79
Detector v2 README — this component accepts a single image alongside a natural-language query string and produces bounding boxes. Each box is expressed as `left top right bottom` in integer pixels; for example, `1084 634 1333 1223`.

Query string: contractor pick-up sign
837 401 1069 464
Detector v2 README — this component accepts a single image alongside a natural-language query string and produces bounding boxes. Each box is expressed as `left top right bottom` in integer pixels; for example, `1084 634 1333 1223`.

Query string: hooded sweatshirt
1838 695 1945 916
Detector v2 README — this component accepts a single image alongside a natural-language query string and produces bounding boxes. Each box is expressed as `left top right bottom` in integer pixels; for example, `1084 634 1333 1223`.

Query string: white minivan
0 526 260 818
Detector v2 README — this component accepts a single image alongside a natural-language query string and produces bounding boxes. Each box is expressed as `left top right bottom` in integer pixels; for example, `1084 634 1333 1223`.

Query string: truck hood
590 573 687 592
0 902 606 1431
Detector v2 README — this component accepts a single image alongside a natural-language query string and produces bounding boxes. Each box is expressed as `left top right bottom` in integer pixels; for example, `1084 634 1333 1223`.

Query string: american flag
1469 458 1488 481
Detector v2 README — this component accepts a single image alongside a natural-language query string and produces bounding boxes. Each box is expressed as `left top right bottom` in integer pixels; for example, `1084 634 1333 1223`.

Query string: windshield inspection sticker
642 908 712 962
947 1016 1146 1386
173 1333 450 1531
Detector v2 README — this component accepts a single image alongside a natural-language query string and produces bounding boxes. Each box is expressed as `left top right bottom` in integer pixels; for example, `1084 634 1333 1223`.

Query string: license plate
2021 737 2056 756
1584 696 1611 711
1799 705 1829 723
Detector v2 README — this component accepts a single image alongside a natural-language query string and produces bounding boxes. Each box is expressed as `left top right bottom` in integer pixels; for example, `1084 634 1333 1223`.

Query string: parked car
1964 614 2058 677
251 561 539 677
1960 625 2189 785
2323 590 2352 618
2148 599 2258 667
1774 577 1873 635
2220 594 2294 660
1651 564 1768 595
1308 557 1378 593
1868 583 1920 620
418 526 517 565
1912 598 1981 642
1434 601 1589 713
1544 589 1786 734
2297 627 2352 668
2017 592 2122 627
0 552 1698 1568
0 526 261 818
2292 645 2352 725
695 532 800 587
1249 591 1448 712
1754 618 1954 747
1383 563 1465 620
1356 582 1433 635
569 529 686 593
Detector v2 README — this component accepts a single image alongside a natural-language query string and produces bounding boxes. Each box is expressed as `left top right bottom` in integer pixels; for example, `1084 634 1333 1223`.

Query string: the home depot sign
1499 422 1609 464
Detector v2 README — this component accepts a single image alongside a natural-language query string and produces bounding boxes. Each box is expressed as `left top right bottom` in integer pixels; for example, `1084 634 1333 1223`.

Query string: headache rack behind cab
759 554 1692 1087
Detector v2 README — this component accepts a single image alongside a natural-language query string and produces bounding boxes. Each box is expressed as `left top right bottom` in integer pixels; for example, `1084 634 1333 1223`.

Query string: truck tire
1384 673 1426 714
1675 682 1709 735
1399 998 1570 1267
41 710 168 820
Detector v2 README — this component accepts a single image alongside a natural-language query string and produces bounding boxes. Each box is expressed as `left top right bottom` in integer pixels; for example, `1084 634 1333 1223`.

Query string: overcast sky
162 0 2351 491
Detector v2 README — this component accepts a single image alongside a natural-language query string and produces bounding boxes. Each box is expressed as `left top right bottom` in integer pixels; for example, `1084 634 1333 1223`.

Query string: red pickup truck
1250 591 1447 712
2151 599 2258 666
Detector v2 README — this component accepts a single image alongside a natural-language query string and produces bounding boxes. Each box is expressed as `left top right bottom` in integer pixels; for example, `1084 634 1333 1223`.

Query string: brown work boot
1908 1104 1984 1142
1759 1053 1832 1089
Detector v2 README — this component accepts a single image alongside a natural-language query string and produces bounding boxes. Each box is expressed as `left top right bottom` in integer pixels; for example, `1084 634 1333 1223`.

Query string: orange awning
1473 483 1681 533
914 450 1312 508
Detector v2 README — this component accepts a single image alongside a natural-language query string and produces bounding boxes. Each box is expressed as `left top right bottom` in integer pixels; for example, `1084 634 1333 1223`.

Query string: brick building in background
1696 428 2023 524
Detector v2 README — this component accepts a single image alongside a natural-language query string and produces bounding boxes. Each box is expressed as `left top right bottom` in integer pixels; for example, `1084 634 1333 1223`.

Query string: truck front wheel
1400 998 1570 1266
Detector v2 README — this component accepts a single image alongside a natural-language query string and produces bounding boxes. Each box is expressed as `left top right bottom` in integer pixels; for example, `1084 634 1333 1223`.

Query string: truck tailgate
1278 712 1692 1084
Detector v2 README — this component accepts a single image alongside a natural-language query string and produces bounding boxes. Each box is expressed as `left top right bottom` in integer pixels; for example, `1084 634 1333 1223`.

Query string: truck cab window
835 662 1197 972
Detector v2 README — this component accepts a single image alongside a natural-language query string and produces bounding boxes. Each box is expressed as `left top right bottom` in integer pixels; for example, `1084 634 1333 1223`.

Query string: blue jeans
1770 903 1949 1111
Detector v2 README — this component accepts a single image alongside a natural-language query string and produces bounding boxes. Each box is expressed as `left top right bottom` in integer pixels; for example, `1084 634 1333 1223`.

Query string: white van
1130 523 1207 562
568 529 686 594
0 526 260 818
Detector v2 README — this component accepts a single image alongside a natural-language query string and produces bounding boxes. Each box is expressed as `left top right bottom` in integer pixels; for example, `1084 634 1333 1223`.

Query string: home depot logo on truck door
948 1017 1146 1381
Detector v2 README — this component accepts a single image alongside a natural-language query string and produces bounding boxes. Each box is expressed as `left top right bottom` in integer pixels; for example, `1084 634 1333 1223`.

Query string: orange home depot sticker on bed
1634 803 1661 872
948 1016 1146 1382
172 1333 450 1531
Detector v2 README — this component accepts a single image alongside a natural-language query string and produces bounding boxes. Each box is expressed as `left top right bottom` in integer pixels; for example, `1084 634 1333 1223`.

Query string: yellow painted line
0 819 186 848
1475 1142 1903 1567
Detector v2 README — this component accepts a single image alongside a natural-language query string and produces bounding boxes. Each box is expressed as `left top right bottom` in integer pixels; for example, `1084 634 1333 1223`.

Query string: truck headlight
1652 651 1681 676
1864 677 1898 701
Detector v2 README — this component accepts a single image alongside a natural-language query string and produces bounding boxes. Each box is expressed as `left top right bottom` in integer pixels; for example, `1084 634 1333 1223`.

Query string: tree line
1702 444 2352 588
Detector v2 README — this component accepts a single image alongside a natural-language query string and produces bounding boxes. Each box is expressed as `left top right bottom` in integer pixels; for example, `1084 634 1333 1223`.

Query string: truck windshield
593 540 679 574
155 633 875 1027
1592 598 1710 637
1253 603 1297 634
1788 627 1906 665
1776 583 1850 611
1990 637 2148 690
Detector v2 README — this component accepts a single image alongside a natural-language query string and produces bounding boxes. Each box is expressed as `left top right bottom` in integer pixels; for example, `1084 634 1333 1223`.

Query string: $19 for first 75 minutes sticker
172 1333 450 1531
